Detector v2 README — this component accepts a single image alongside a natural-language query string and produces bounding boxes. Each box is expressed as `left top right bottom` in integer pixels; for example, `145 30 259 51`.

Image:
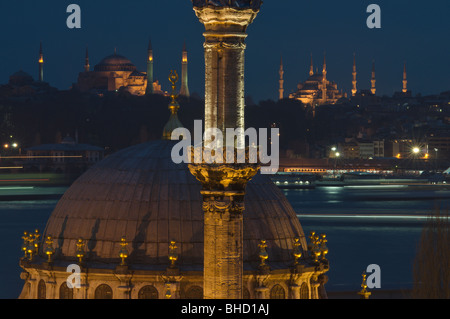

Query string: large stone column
190 1 262 300
193 3 260 146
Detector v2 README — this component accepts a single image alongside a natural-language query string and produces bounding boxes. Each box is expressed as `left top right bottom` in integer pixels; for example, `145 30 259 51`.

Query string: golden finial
168 240 178 268
33 229 40 255
162 70 184 140
168 70 180 114
21 231 29 258
319 234 328 261
118 236 129 266
45 236 55 263
26 232 35 260
357 272 372 299
293 237 302 265
165 283 172 299
258 240 269 267
311 234 321 263
76 238 85 264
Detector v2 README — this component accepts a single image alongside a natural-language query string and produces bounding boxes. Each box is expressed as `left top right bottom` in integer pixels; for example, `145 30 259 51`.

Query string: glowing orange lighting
3 144 9 149
396 154 401 159
39 58 44 63
424 153 430 159
149 56 153 62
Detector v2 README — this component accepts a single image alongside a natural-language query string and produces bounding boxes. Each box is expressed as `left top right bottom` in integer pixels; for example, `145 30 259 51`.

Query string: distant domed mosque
76 41 190 97
18 0 329 299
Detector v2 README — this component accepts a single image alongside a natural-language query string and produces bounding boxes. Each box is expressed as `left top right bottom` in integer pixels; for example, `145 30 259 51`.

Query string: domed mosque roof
94 51 137 72
41 72 308 271
43 141 307 270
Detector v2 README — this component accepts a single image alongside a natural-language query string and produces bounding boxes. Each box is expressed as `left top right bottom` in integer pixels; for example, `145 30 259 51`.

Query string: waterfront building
24 135 104 174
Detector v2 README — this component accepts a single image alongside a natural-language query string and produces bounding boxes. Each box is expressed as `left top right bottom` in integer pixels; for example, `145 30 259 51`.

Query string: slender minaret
179 42 190 97
279 55 284 100
371 61 376 95
352 53 357 96
38 42 44 82
322 53 327 103
309 53 314 76
189 1 261 300
84 47 90 72
146 39 154 95
402 62 408 94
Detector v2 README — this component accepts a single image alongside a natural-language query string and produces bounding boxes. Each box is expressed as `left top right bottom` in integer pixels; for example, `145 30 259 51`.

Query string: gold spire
45 236 55 263
292 237 302 265
162 70 184 140
118 236 129 266
357 272 372 299
168 240 178 268
76 238 85 264
21 231 29 258
258 239 269 267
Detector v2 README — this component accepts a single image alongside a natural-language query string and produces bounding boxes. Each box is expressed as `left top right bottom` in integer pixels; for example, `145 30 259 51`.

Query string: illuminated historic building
18 0 329 300
75 41 189 97
289 54 346 107
76 48 163 96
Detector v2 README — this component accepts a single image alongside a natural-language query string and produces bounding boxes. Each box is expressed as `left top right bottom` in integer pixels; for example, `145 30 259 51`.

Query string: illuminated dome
42 140 307 268
94 53 137 72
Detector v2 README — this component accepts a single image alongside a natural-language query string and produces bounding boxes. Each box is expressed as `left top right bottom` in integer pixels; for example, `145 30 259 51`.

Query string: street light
12 143 18 148
412 147 420 155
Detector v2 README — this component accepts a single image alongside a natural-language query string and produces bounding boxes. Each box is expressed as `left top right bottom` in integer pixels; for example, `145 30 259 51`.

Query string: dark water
1 185 449 298
283 185 450 293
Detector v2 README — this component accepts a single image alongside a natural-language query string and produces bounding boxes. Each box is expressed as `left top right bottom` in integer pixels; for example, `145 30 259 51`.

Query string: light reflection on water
284 186 450 293
0 185 449 298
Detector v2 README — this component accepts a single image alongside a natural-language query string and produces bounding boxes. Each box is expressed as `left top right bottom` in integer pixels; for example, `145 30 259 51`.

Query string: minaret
309 53 314 77
84 47 90 72
279 55 284 100
352 53 357 96
179 42 190 97
402 62 408 93
146 39 154 95
38 42 44 82
322 53 327 103
371 61 376 95
189 1 261 300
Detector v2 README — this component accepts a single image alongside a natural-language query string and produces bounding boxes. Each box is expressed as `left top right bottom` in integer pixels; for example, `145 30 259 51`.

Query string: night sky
0 0 449 102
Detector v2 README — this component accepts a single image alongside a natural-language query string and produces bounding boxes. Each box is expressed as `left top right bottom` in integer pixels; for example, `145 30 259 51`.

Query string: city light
3 144 9 149
12 143 18 148
412 147 420 154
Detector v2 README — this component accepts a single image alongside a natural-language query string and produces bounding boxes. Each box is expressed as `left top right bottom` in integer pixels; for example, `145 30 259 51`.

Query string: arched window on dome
270 284 285 299
37 280 46 299
300 282 309 299
138 285 159 299
59 282 73 299
185 286 203 299
95 284 113 299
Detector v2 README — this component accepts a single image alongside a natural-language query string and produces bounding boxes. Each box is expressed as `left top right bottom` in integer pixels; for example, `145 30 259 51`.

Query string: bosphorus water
1 184 449 299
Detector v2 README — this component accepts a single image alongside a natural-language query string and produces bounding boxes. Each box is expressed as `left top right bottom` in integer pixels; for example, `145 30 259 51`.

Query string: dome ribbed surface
43 140 307 270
